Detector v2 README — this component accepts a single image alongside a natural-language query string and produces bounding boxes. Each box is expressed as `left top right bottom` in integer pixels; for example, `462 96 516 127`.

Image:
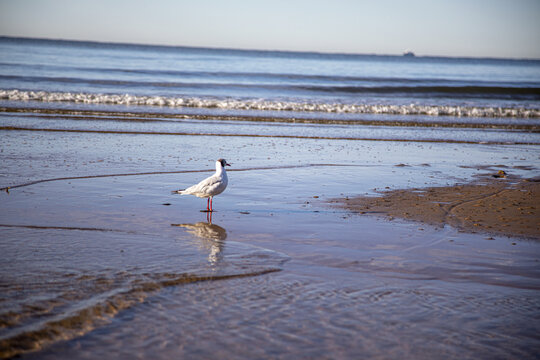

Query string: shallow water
1 131 540 358
1 106 539 146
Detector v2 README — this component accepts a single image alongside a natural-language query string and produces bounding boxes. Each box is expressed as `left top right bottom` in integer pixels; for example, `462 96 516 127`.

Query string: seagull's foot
200 209 214 213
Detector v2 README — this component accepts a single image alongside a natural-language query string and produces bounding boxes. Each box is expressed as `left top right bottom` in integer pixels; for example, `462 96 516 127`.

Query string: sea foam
1 89 539 118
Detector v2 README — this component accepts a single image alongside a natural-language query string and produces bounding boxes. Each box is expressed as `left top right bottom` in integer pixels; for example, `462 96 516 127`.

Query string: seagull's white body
173 159 230 211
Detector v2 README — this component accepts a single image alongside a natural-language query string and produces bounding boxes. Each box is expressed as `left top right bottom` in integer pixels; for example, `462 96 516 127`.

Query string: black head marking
218 158 230 167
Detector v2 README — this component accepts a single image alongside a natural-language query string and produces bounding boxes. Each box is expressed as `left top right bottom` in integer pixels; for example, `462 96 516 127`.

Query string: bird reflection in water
171 212 227 265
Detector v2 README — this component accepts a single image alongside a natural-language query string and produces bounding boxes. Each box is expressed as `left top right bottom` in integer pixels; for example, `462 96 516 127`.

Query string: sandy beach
333 176 540 240
1 129 540 359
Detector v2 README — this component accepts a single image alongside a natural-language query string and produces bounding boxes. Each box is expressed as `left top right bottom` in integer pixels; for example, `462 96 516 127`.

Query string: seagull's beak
226 163 231 167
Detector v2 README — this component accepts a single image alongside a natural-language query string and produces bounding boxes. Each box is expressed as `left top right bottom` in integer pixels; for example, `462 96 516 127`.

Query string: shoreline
332 176 540 240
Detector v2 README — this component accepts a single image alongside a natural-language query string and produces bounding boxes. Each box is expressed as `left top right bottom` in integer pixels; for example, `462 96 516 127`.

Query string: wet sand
1 125 540 359
4 168 540 360
333 176 540 240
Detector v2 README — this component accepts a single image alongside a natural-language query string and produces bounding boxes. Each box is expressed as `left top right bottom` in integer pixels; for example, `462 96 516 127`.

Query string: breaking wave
1 89 539 118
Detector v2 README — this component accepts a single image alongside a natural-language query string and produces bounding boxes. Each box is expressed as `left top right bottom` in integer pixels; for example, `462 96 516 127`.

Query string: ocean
1 37 539 359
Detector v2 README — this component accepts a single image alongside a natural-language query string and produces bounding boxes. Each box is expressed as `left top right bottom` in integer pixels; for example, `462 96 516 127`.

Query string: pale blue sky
1 0 539 58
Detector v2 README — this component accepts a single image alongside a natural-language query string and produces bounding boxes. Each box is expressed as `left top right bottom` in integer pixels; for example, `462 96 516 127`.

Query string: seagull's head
217 158 231 167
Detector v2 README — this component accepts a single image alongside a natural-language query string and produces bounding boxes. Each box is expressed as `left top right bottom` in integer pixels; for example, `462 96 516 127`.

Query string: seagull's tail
171 189 186 195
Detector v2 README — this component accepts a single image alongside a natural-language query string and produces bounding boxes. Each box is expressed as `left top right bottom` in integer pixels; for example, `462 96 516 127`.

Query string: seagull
172 159 231 212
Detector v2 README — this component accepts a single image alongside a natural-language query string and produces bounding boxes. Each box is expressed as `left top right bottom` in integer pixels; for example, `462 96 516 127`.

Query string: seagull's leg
206 198 210 212
209 197 213 212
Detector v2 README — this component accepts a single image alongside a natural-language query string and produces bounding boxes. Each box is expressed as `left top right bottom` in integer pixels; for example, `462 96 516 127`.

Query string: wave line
2 126 537 146
1 89 539 118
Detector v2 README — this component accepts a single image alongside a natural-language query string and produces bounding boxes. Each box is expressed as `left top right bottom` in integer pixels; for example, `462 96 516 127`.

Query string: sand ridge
334 177 540 240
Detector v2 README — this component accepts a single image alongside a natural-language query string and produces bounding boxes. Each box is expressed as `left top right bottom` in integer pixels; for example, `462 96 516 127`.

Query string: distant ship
403 51 415 57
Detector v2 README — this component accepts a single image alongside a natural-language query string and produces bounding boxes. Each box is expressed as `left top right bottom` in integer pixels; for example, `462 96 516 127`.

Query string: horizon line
1 35 540 62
